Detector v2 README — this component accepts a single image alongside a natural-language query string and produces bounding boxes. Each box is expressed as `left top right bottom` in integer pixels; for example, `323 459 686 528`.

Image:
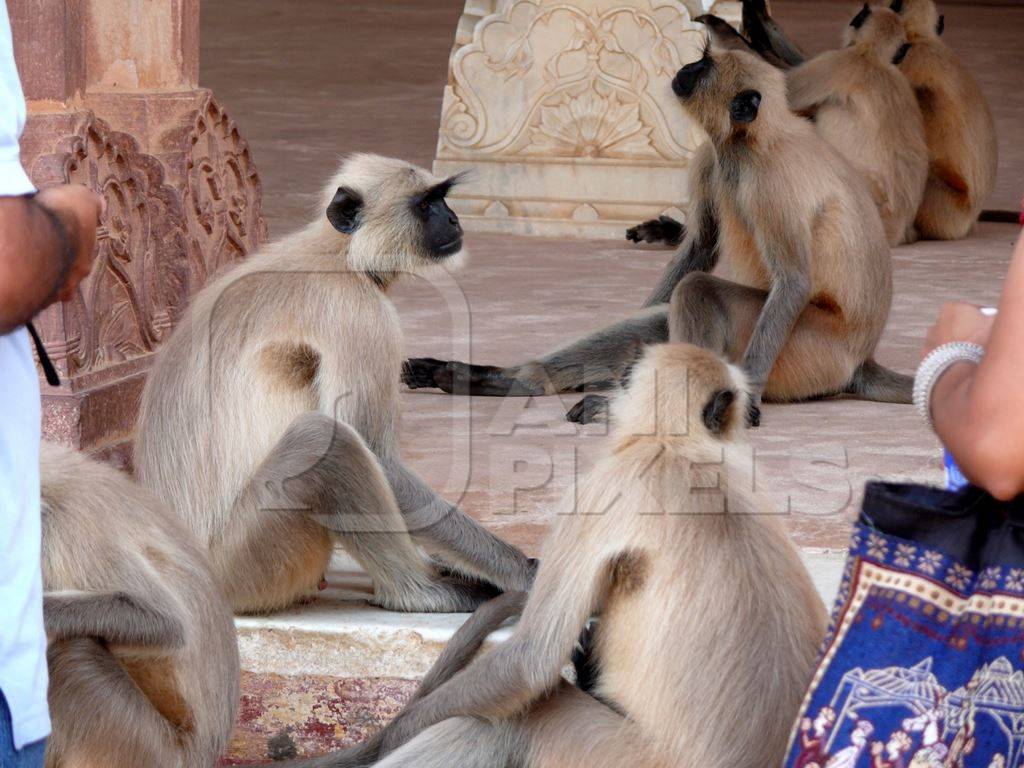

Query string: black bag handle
26 320 60 386
861 481 1024 570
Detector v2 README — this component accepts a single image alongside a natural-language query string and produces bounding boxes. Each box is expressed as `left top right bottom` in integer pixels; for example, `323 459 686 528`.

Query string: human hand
922 302 996 359
35 184 105 303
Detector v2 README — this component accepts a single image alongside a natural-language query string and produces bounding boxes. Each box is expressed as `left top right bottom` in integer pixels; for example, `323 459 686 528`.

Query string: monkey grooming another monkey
405 46 910 424
734 0 998 240
40 442 239 768
786 4 928 246
638 4 928 247
283 343 828 768
135 154 534 615
889 0 998 239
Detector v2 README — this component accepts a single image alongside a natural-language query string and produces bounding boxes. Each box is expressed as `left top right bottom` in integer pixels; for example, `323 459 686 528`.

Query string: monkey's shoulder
899 39 962 92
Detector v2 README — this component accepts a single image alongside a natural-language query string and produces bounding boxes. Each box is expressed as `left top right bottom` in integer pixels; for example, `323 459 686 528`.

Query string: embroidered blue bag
782 482 1024 768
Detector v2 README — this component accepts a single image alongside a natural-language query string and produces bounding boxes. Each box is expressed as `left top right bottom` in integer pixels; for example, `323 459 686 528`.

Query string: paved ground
199 1 1024 556
200 0 1023 236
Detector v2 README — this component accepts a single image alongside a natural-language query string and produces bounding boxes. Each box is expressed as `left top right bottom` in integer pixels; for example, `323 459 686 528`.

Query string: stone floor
200 0 1024 237
199 0 1024 555
389 222 1019 558
197 2 1024 763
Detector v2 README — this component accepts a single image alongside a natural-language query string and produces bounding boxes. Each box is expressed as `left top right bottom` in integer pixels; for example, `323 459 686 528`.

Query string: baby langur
286 344 828 768
135 154 534 615
787 4 928 246
889 0 998 239
40 442 239 768
406 46 910 424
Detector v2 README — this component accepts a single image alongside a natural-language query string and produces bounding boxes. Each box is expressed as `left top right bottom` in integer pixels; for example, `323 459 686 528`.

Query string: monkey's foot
566 394 610 425
403 358 543 397
372 571 501 613
746 399 762 428
625 215 685 247
402 357 454 390
403 357 496 394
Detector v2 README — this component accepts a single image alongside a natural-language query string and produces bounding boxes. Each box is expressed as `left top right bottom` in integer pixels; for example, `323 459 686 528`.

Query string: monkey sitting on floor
889 0 999 239
278 343 828 768
134 154 535 615
636 4 928 247
786 4 928 246
694 0 999 241
405 45 910 425
40 442 239 768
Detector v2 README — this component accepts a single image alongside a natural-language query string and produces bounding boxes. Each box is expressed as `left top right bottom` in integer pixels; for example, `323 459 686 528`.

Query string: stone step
221 547 846 764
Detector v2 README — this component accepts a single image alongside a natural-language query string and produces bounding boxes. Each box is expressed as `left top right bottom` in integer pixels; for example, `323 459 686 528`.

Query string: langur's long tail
270 591 528 767
845 359 914 404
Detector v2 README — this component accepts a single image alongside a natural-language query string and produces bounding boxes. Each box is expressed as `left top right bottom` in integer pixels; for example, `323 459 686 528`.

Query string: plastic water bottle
943 307 997 491
944 450 970 491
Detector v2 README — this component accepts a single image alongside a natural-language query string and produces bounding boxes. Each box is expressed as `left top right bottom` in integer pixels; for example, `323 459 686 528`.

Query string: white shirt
0 0 50 750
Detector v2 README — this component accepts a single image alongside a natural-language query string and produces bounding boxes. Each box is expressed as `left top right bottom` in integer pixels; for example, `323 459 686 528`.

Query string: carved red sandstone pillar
8 0 266 460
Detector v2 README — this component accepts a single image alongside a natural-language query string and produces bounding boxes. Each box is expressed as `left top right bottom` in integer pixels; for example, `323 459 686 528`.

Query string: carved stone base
434 0 740 239
21 91 266 453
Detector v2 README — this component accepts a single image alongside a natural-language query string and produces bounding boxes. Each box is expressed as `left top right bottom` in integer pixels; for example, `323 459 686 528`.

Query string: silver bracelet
913 342 985 430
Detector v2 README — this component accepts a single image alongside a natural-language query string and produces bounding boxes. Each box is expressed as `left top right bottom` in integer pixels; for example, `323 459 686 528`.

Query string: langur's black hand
625 216 685 247
746 398 762 428
566 394 610 425
402 357 451 390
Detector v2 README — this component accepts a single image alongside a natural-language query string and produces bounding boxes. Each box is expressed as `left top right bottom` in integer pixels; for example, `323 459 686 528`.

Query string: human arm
0 184 103 334
924 233 1024 500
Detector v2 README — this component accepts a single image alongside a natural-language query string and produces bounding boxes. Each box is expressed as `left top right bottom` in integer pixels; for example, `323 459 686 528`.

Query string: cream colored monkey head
611 343 750 446
671 43 790 146
321 154 467 279
889 0 944 41
843 5 911 64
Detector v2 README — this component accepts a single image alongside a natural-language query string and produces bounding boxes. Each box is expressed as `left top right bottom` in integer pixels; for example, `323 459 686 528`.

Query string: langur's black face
672 49 714 100
325 165 466 269
413 179 463 260
672 46 771 144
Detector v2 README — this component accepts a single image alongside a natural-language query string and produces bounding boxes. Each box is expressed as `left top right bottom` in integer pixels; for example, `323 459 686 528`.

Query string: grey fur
641 145 719 308
134 154 534 616
326 344 828 768
44 591 186 649
742 0 807 66
405 49 912 424
40 442 240 768
275 591 527 767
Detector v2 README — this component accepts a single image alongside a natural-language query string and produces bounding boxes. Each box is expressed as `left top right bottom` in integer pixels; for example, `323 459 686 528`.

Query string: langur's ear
850 3 871 28
729 90 762 123
892 42 912 65
889 0 904 13
936 14 945 36
702 389 736 435
326 186 363 234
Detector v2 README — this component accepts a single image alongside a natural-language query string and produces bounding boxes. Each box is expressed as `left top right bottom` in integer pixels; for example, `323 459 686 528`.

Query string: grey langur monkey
135 154 535 615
